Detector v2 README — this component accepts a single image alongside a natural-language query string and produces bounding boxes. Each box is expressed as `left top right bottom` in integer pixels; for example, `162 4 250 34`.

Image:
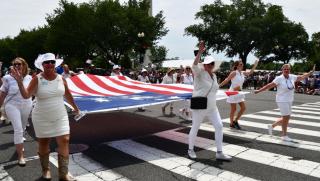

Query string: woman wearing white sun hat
11 53 80 180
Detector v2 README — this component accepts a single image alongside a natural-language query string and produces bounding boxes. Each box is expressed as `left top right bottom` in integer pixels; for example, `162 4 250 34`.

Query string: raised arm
63 78 80 114
193 41 206 66
254 82 277 94
244 59 259 76
296 65 316 82
219 71 236 87
10 67 37 99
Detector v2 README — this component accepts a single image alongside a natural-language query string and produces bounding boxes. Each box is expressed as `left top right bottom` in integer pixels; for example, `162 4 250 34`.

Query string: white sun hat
141 68 147 73
113 65 121 70
34 53 63 71
202 56 215 64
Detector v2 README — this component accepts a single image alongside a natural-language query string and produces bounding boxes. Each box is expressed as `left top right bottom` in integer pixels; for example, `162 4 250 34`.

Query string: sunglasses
13 63 22 66
43 60 56 64
186 68 191 70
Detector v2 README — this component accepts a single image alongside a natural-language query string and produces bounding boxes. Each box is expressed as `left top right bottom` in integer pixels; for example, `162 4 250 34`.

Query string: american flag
66 74 242 113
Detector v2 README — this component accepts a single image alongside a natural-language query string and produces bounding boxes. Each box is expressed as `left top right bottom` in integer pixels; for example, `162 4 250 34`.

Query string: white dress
227 71 245 103
32 74 69 138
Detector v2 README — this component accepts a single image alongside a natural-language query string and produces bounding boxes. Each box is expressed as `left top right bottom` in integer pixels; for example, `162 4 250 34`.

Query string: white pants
189 109 223 152
5 102 32 144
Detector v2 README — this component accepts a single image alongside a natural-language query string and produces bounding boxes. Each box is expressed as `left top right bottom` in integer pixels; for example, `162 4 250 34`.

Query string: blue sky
1 0 319 63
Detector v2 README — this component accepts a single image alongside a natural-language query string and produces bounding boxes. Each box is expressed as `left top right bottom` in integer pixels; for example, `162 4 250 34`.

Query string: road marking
107 139 257 181
155 129 320 177
195 123 320 152
242 114 320 127
292 106 320 111
260 111 320 120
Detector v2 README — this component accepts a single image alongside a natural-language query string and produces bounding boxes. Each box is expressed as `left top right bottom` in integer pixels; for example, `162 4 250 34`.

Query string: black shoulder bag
190 77 214 109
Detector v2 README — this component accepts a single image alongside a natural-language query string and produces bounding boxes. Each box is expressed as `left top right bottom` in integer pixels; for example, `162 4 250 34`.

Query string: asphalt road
1 90 320 181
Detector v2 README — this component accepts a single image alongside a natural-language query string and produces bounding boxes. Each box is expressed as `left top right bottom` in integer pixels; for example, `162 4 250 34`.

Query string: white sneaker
187 149 197 159
216 152 232 161
282 136 293 142
23 137 26 141
267 124 273 135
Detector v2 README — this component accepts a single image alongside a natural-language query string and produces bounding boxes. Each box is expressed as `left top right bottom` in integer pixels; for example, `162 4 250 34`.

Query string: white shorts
277 102 292 116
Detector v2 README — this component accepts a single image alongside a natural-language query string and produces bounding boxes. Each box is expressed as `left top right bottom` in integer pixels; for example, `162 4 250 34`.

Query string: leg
281 115 290 136
56 134 76 181
209 110 232 161
234 102 246 122
38 138 51 179
162 103 170 114
229 103 237 127
5 104 24 163
188 110 205 150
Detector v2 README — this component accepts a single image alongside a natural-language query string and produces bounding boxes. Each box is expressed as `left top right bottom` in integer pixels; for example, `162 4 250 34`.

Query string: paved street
1 90 320 181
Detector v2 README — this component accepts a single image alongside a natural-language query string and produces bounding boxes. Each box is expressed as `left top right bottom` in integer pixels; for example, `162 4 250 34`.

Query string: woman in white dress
219 59 259 129
11 53 80 181
0 57 32 166
255 64 315 141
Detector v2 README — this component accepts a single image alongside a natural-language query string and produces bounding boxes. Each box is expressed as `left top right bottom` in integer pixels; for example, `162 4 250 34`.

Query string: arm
0 91 7 107
296 65 316 82
219 71 236 87
63 78 80 114
254 82 277 94
244 59 259 76
193 41 205 66
10 68 37 99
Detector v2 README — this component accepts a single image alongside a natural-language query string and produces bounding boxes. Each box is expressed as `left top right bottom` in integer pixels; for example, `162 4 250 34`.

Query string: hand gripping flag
66 74 247 114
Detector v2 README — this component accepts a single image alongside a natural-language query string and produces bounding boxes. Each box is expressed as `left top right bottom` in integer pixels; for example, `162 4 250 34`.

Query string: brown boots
38 152 51 180
39 153 76 181
58 154 77 181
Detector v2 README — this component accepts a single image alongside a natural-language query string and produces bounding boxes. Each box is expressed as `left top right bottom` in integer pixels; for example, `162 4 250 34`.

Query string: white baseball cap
202 56 215 65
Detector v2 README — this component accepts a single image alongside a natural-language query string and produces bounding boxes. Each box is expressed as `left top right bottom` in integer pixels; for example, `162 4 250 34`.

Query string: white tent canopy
162 59 194 68
162 59 223 71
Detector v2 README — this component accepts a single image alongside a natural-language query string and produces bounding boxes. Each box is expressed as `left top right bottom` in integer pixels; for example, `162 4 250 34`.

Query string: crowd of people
0 48 317 178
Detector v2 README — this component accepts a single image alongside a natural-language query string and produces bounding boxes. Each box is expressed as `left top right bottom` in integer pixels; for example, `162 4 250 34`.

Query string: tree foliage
185 0 309 66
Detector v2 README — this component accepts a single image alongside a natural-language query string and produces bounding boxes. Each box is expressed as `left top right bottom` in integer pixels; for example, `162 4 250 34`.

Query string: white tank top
229 71 245 91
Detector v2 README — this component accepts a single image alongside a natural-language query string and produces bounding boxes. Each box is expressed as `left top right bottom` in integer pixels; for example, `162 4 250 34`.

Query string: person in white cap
188 41 231 161
137 68 150 83
161 67 176 115
11 53 80 181
111 65 123 76
0 57 32 167
219 59 259 130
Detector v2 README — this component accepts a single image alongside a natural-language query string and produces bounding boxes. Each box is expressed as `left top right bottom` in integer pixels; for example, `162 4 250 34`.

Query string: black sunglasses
43 60 56 64
13 63 22 66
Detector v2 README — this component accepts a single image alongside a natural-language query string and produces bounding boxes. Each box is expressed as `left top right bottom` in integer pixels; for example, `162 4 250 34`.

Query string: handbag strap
205 75 215 97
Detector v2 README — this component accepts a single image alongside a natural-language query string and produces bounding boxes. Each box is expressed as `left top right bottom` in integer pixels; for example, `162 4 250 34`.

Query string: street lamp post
137 32 145 66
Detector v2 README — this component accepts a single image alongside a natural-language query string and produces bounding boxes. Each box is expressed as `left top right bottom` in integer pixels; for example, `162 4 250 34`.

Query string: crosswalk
1 101 320 181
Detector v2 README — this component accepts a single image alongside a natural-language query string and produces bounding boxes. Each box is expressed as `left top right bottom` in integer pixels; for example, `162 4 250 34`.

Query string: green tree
308 32 320 68
185 0 309 67
0 37 16 67
150 45 167 64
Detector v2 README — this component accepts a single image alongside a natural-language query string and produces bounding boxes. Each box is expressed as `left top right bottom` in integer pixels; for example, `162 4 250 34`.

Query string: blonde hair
281 64 291 70
12 57 29 77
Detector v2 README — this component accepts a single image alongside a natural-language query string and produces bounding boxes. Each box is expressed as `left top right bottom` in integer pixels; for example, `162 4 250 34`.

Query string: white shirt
192 63 219 110
0 74 32 103
161 74 176 84
273 74 297 102
137 75 150 83
182 73 194 85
